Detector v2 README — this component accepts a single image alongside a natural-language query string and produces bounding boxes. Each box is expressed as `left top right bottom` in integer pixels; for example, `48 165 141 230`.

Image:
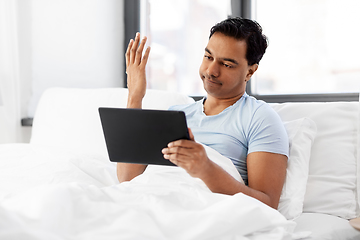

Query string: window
125 0 359 102
139 0 230 96
252 0 360 98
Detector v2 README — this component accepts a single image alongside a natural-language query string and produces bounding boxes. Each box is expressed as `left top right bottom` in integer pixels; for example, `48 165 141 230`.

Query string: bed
0 87 359 240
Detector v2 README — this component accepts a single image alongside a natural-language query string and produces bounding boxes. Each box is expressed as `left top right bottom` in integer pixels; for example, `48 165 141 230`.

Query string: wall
0 0 23 144
16 0 124 143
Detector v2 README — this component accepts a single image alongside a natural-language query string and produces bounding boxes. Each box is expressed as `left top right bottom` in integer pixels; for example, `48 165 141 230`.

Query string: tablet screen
99 107 189 166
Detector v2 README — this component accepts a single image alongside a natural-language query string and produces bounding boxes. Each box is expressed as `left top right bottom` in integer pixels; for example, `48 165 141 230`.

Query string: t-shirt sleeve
247 105 289 158
168 105 176 110
168 104 186 111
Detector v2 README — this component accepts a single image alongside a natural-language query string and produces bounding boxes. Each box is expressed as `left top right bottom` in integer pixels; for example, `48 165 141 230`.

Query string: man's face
199 32 258 99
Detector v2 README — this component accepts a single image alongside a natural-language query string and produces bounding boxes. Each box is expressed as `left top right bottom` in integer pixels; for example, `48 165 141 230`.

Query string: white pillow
272 102 359 220
358 97 360 214
278 118 317 220
30 88 194 158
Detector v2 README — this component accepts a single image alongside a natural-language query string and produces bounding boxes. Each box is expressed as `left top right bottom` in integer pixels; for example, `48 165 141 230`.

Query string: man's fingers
166 153 194 170
125 39 133 69
141 46 151 67
164 152 186 166
135 36 148 65
127 33 150 68
162 145 193 161
129 32 140 64
168 139 194 149
188 128 195 141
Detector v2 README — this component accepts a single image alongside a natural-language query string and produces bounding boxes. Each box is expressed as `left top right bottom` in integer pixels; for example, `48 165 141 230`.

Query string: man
119 17 289 209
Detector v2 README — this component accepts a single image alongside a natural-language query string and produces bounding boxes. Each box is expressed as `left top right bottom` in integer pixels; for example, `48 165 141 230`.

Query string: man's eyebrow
223 57 239 65
205 48 212 54
204 48 238 65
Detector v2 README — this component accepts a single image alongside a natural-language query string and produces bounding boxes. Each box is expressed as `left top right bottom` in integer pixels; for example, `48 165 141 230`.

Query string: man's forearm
117 163 147 183
198 154 286 209
199 161 276 208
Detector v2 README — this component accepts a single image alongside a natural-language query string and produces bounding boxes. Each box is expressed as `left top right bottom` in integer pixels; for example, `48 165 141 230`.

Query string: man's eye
204 55 212 60
224 63 232 68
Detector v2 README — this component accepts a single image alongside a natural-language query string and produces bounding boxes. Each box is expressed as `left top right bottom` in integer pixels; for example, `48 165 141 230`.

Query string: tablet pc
98 107 189 166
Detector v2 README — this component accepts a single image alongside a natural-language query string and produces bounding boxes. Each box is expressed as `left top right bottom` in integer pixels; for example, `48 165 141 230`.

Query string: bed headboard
30 87 195 157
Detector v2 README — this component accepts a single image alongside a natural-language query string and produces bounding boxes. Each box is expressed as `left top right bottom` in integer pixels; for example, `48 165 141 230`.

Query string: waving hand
125 32 151 108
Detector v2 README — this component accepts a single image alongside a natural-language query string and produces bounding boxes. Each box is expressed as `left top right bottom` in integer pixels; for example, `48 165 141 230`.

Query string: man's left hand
162 128 210 178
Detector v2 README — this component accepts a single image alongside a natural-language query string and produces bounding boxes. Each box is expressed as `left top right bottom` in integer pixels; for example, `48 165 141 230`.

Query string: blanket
0 144 296 240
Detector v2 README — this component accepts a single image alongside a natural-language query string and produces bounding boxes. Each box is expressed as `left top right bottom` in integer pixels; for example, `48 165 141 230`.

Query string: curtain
0 0 22 143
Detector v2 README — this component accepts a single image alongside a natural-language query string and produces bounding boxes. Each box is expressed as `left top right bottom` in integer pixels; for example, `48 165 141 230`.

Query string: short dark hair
209 17 268 66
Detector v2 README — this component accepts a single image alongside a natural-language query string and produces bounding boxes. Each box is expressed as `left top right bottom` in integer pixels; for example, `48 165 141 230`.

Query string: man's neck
203 93 244 116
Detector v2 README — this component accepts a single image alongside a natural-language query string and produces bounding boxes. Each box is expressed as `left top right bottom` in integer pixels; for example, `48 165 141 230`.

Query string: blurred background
0 0 359 143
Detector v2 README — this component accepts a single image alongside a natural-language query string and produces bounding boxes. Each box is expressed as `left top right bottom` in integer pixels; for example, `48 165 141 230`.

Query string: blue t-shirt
169 93 289 185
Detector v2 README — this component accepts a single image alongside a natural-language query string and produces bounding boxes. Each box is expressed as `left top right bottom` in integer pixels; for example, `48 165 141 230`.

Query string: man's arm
198 151 287 209
162 129 287 209
117 32 151 183
117 163 147 183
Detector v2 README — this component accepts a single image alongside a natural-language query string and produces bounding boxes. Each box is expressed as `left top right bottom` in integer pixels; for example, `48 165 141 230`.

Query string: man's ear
245 64 258 82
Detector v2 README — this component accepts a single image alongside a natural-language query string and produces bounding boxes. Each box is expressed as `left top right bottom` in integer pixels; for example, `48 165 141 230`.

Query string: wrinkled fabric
0 144 295 240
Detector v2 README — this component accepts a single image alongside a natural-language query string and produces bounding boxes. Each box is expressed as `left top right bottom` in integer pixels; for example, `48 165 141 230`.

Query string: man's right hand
117 33 151 183
125 32 151 109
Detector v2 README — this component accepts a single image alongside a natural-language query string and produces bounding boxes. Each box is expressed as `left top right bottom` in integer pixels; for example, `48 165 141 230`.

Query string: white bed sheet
294 213 360 240
0 143 297 240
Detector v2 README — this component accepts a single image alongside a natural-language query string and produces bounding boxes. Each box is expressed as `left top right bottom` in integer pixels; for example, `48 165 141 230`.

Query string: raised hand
125 32 151 108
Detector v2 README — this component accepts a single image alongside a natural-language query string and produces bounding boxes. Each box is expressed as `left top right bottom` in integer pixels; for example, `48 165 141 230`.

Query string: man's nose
206 61 219 78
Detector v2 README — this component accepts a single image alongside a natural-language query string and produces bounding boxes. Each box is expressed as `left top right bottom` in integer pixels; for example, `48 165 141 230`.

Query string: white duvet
0 144 296 240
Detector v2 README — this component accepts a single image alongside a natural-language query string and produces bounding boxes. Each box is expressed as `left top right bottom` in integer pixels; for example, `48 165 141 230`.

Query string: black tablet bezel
99 107 189 166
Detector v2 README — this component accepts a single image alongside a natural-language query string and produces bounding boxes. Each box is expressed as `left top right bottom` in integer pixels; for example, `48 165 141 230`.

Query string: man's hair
209 17 268 66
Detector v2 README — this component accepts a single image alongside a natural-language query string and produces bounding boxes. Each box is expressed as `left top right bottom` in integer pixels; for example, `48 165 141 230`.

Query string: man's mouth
204 76 222 85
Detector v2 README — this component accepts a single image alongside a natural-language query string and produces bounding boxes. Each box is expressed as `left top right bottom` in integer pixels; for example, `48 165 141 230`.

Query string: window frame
123 0 141 86
124 0 359 103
